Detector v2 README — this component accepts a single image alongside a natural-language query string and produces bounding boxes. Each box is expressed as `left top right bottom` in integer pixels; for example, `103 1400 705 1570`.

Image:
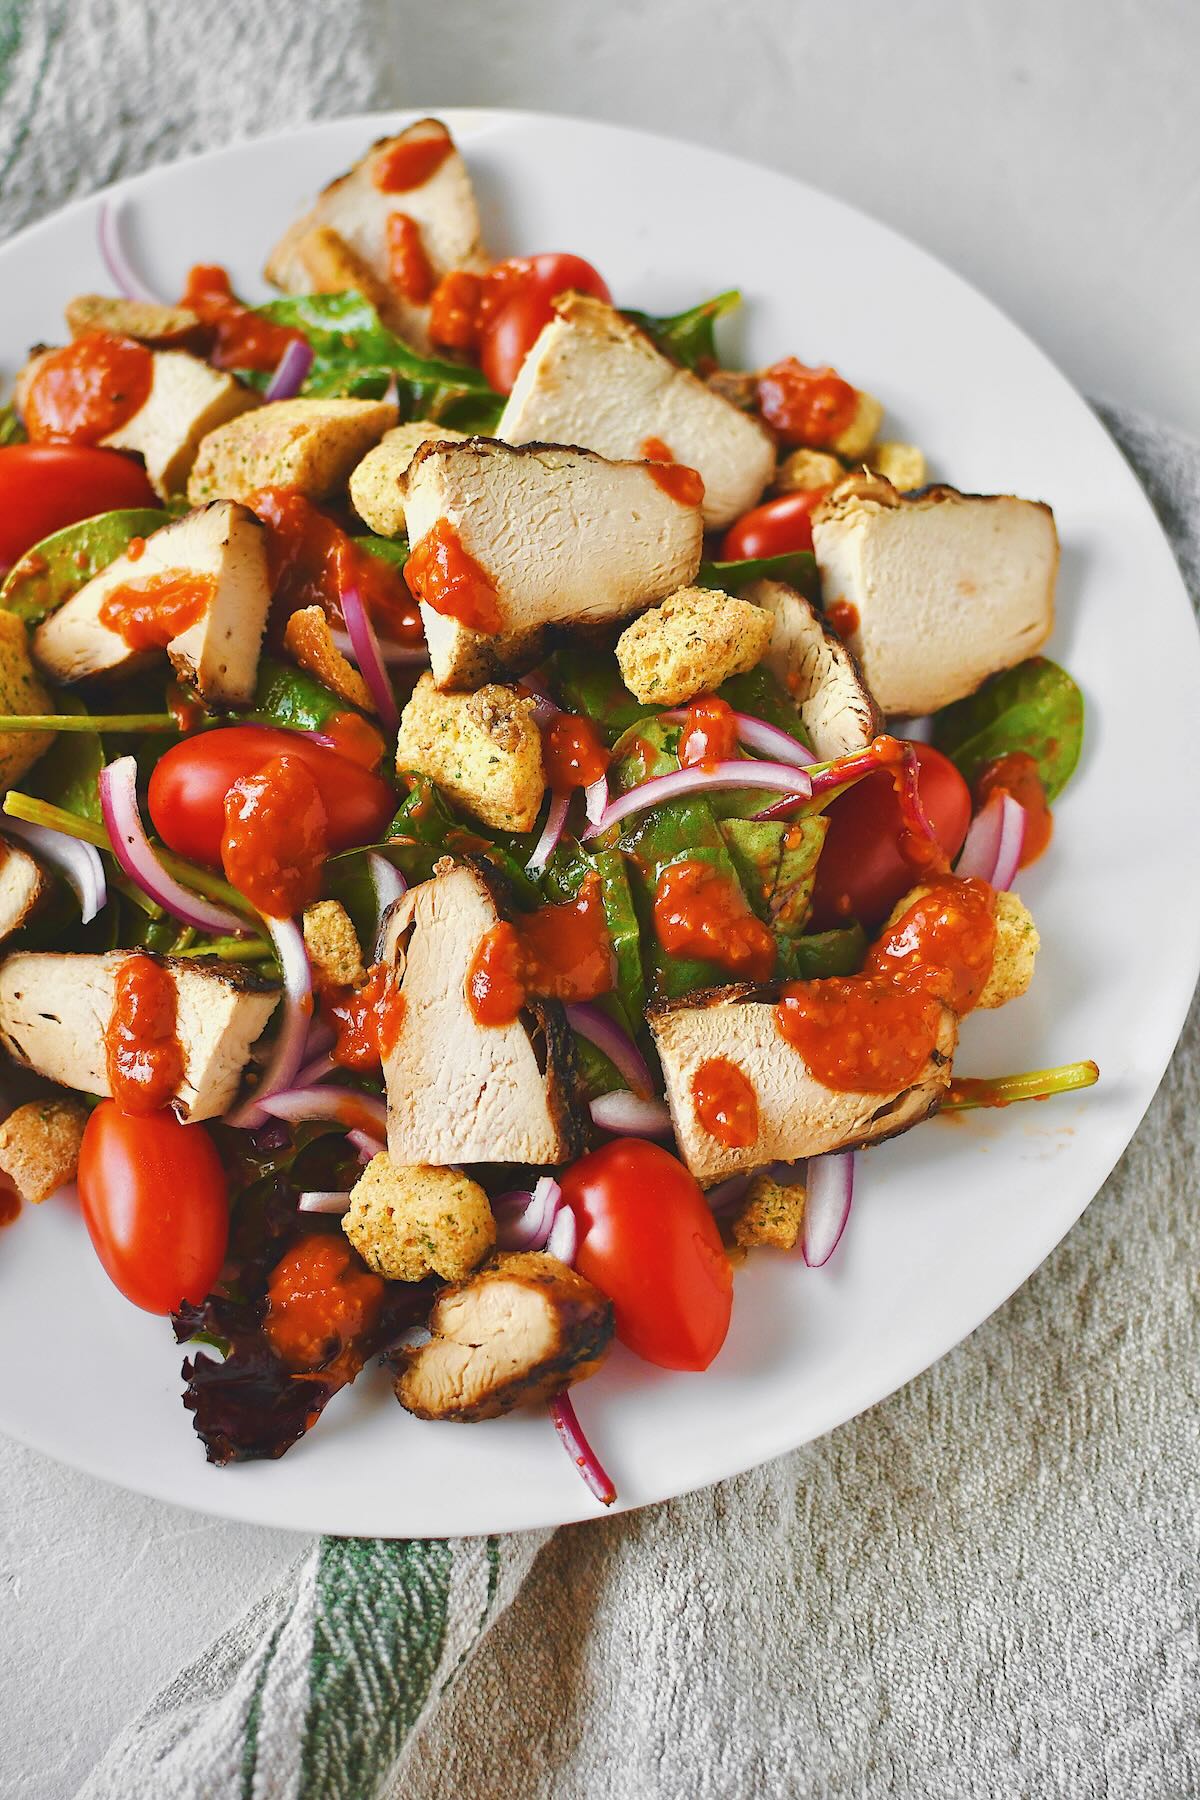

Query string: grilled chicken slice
811 478 1058 716
265 118 488 353
0 840 48 945
33 502 271 705
648 984 957 1187
0 953 278 1122
393 1252 614 1422
497 292 776 529
102 349 258 498
378 861 585 1167
402 438 704 689
746 577 881 758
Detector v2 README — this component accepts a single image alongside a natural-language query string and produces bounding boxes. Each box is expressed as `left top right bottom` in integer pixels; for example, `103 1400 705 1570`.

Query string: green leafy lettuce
0 508 172 625
932 656 1084 800
698 550 820 602
622 290 741 371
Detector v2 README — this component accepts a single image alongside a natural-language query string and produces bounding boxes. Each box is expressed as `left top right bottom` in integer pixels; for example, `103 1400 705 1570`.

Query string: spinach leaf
932 656 1084 800
548 643 658 747
542 840 646 1031
717 664 811 748
251 655 349 733
246 292 504 431
699 550 820 600
356 533 409 571
323 842 436 950
609 716 679 790
777 923 867 981
0 406 25 446
618 794 753 999
0 507 171 625
719 816 827 937
622 290 741 371
26 694 104 821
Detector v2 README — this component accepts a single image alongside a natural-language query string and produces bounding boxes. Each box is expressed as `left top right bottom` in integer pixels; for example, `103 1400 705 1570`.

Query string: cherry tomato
0 444 156 567
148 725 394 868
809 742 971 932
480 252 610 393
719 489 827 562
77 1102 228 1314
560 1139 733 1371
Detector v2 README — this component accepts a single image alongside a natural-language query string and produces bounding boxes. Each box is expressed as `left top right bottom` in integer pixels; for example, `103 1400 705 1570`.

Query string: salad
0 117 1096 1505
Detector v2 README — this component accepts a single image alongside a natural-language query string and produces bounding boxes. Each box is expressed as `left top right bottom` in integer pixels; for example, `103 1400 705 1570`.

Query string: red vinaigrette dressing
325 964 407 1069
104 954 184 1114
221 755 328 919
372 130 452 192
386 214 435 302
641 436 705 507
692 1056 759 1148
265 1234 386 1370
678 695 738 770
180 265 303 372
98 569 215 649
405 518 503 633
466 872 615 1027
248 488 423 645
22 332 153 443
974 751 1053 866
541 713 610 791
653 859 775 983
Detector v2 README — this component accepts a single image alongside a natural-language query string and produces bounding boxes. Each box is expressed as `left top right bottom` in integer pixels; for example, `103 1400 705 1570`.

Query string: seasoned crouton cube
342 1155 496 1282
394 672 545 832
303 900 366 991
283 606 373 712
0 1096 88 1205
774 448 845 493
187 398 398 506
102 350 259 498
349 422 467 537
869 441 926 491
0 613 51 786
830 389 884 461
65 294 201 347
615 586 774 705
881 884 1039 1010
731 1171 806 1251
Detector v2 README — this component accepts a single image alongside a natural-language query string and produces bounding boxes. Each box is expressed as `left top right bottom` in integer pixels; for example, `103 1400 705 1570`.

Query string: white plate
0 110 1197 1539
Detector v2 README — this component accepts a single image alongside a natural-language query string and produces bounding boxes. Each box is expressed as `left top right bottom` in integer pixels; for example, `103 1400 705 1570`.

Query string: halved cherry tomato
719 489 827 562
77 1102 228 1314
148 725 394 868
809 741 971 931
479 252 610 393
560 1139 732 1371
0 444 156 567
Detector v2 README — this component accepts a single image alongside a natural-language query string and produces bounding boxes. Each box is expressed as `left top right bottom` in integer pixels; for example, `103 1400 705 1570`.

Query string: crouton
730 1171 806 1251
342 1154 496 1282
65 294 201 347
831 389 884 461
0 1096 88 1205
881 884 1039 1010
349 422 467 538
103 350 259 498
302 900 366 991
614 585 774 705
0 613 52 786
283 606 374 712
774 448 845 494
394 672 545 832
869 441 926 492
187 397 398 506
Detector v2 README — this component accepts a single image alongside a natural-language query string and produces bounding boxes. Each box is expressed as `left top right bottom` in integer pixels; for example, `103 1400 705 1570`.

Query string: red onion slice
802 1151 854 1268
493 1175 562 1251
661 708 814 770
956 789 1027 891
256 1086 387 1134
583 774 609 828
525 790 569 876
368 852 407 938
226 917 313 1129
298 1190 353 1214
330 628 429 667
583 760 810 840
589 1091 673 1139
348 1127 386 1162
549 1390 616 1507
97 197 159 302
566 1002 653 1099
2 819 106 923
705 1172 752 1214
295 1050 335 1088
99 755 247 935
340 582 400 733
544 1204 578 1265
263 337 314 402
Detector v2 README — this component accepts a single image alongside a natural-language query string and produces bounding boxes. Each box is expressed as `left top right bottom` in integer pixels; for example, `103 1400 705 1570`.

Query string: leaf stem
0 714 179 733
943 1061 1099 1111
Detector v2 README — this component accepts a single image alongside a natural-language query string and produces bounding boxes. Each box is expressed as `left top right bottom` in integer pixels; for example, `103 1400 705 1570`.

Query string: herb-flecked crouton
774 448 845 493
614 586 774 705
830 388 884 461
882 884 1039 1010
187 397 398 505
731 1171 806 1251
302 900 366 991
283 606 374 711
342 1155 496 1282
65 294 201 347
0 1096 88 1204
394 672 546 833
349 422 467 538
869 441 927 491
0 612 52 785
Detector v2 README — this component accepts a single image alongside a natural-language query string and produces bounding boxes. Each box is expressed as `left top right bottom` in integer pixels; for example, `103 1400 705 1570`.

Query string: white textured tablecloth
1 4 1198 1795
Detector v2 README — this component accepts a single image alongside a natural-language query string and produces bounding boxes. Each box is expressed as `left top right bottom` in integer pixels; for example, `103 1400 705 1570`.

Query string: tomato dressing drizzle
541 712 610 791
372 130 453 192
181 265 304 372
221 754 328 918
678 695 738 771
265 1234 385 1371
23 333 153 444
405 518 503 634
98 569 215 649
386 214 435 303
756 358 858 448
466 873 615 1027
974 751 1053 866
104 954 184 1115
653 859 775 983
325 963 406 1069
641 436 705 508
692 1057 759 1148
248 488 423 645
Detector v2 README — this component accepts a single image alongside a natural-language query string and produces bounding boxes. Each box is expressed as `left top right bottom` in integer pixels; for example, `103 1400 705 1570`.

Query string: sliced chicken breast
101 349 259 498
812 478 1058 716
403 438 704 689
379 861 585 1166
0 952 278 1122
649 984 957 1186
746 577 881 758
0 840 48 944
498 293 777 529
33 502 271 706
